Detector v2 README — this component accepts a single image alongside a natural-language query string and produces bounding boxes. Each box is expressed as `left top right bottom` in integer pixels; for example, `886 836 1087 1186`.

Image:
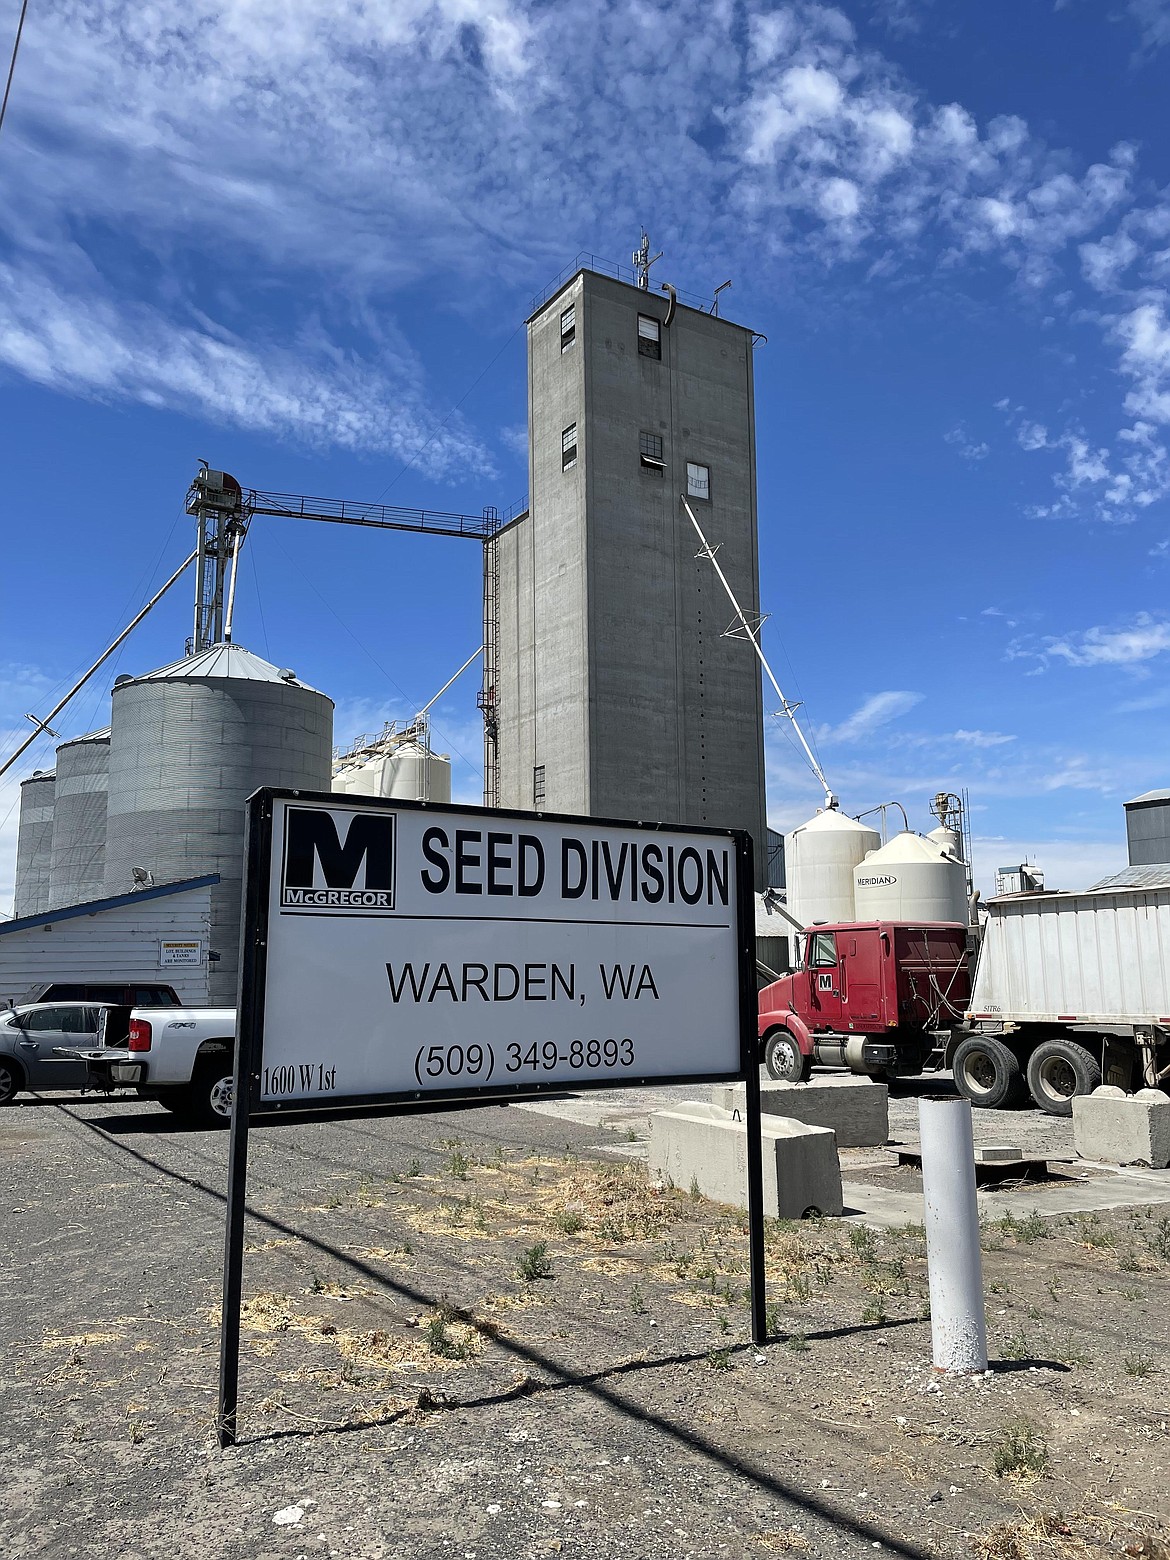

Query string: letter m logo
282 807 396 911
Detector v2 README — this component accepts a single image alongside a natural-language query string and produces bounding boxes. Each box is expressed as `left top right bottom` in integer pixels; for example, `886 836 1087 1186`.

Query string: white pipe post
918 1095 987 1373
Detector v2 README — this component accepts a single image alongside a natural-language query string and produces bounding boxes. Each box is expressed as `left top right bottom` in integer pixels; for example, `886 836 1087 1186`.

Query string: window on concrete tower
562 423 578 470
686 461 710 501
533 764 546 807
637 314 661 360
639 430 665 473
560 304 575 352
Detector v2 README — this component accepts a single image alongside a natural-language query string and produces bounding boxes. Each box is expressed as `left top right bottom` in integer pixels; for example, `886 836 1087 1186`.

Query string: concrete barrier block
1072 1085 1170 1169
711 1077 889 1149
648 1102 843 1218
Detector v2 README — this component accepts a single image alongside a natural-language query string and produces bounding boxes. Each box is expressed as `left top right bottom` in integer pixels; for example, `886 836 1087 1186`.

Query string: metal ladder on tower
478 516 500 808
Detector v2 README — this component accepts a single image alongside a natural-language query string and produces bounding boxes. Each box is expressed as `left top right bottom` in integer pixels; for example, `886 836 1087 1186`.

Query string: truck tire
1026 1039 1101 1117
764 1030 812 1083
951 1035 1022 1109
175 1060 235 1129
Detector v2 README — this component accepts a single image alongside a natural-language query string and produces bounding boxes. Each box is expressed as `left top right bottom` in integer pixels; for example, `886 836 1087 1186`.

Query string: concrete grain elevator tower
487 260 768 884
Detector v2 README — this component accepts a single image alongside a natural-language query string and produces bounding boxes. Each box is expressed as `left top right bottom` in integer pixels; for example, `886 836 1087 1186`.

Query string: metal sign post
218 790 762 1446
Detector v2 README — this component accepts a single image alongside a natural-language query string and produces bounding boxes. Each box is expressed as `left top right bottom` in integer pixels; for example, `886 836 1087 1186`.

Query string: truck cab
758 921 971 1082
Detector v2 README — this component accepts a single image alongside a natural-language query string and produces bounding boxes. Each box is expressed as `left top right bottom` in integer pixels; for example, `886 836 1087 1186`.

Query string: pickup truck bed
82 1006 237 1127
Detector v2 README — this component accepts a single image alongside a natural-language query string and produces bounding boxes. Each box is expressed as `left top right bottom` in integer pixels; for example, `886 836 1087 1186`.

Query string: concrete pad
841 1172 1170 1229
711 1077 889 1149
648 1101 843 1219
1073 1086 1170 1169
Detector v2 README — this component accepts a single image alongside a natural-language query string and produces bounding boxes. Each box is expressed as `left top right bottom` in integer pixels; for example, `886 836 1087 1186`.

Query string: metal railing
529 252 714 317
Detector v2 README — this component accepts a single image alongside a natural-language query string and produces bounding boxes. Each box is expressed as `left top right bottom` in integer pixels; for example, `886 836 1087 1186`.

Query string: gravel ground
3 1088 1169 1560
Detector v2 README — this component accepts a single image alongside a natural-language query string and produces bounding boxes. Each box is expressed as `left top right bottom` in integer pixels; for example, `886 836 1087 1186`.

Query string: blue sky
2 0 1169 909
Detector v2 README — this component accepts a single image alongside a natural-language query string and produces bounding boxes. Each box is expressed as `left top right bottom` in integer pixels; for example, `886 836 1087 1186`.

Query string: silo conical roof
862 831 951 865
56 726 111 747
120 643 326 695
793 808 881 838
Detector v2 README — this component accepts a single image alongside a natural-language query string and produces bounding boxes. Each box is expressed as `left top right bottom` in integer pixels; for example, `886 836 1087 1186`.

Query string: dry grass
42 1330 122 1350
969 1505 1163 1560
751 1528 813 1553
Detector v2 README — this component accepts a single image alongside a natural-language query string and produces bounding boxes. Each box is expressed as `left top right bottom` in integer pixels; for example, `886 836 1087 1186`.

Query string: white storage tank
333 736 451 803
13 770 55 917
48 729 110 908
386 742 451 803
853 831 969 924
926 824 962 860
785 808 881 929
104 644 334 1004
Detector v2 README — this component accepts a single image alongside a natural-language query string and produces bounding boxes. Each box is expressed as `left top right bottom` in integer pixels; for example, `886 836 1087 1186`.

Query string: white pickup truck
92 1006 237 1127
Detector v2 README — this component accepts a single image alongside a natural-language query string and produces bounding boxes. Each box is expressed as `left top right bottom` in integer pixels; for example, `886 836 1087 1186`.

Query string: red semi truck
758 921 972 1084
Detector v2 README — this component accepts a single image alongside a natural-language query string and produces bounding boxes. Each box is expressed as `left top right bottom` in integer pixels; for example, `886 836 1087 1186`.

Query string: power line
0 0 30 142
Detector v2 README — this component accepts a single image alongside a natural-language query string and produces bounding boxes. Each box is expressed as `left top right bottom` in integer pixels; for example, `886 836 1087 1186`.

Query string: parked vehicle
0 1002 130 1102
29 982 180 1006
758 882 1170 1116
85 1006 237 1127
757 921 971 1085
961 883 1170 1115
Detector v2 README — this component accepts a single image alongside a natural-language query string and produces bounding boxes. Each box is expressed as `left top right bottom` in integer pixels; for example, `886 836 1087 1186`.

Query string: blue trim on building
0 875 221 937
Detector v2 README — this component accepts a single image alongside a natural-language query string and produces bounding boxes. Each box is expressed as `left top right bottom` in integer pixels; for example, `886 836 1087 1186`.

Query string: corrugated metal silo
13 770 55 917
48 730 110 908
104 644 334 1004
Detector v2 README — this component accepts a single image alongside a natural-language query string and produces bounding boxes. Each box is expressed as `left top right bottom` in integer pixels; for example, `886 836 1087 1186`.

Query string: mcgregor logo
281 807 397 913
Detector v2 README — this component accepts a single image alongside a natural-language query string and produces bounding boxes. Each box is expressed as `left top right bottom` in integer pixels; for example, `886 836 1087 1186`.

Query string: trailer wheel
951 1036 1022 1109
764 1031 811 1083
1026 1039 1101 1116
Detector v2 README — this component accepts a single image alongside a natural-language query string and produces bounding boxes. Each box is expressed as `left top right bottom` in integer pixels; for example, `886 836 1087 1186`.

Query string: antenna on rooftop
632 229 663 291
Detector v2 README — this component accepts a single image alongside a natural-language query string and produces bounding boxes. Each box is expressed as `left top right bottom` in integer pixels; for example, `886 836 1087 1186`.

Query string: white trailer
959 884 1170 1115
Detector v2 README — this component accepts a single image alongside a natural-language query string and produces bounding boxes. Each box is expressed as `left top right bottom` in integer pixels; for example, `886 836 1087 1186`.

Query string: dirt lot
3 1089 1170 1560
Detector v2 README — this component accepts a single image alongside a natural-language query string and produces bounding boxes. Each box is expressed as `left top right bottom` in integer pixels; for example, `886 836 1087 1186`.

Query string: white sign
160 940 203 967
252 797 749 1108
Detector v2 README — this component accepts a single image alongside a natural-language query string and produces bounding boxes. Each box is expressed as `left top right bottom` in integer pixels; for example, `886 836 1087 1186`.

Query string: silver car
0 1002 110 1102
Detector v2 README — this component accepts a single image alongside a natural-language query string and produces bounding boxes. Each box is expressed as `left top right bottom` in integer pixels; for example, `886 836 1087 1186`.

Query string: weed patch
991 1418 1049 1480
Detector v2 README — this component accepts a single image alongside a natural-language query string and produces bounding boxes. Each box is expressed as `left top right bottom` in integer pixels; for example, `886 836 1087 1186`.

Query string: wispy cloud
1117 685 1170 713
817 690 923 744
0 6 1149 392
1125 0 1170 56
948 729 1016 748
0 262 492 473
944 423 989 461
1009 612 1170 669
1002 397 1169 524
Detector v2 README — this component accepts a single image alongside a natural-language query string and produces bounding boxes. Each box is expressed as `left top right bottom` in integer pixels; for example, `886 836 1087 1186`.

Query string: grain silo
13 770 55 917
853 832 969 925
333 722 451 803
104 644 333 1004
784 807 881 929
48 730 110 908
